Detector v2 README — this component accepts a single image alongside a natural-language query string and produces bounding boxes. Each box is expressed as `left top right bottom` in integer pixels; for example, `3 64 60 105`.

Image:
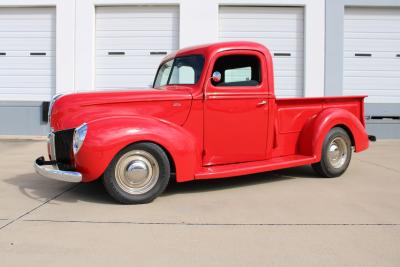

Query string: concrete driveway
0 140 399 266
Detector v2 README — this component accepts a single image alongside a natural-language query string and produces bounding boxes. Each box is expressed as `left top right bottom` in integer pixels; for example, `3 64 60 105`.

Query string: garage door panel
96 18 177 31
95 6 179 90
1 75 54 85
344 32 400 40
344 58 400 70
0 87 52 95
219 20 302 32
96 30 178 38
96 37 178 50
344 7 400 103
220 31 303 39
274 77 303 89
220 6 303 19
274 70 303 77
0 69 52 76
0 38 54 51
97 56 162 69
0 20 54 32
0 57 54 69
96 5 178 17
221 37 303 51
345 20 400 33
219 6 304 98
344 89 400 97
0 7 55 100
344 39 400 52
345 7 400 18
344 51 399 58
277 90 301 97
0 7 54 17
344 70 400 78
96 68 157 76
96 49 174 56
344 77 400 90
96 75 156 88
0 31 53 38
272 59 303 71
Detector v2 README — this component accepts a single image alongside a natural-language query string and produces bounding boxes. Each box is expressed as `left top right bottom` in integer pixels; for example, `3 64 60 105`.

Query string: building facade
0 0 398 137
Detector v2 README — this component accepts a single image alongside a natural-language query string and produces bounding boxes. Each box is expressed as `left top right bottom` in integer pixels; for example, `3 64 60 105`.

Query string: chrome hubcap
115 150 159 195
327 137 348 169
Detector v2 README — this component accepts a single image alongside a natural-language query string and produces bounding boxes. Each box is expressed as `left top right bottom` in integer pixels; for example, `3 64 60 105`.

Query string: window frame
153 54 205 88
206 50 267 94
213 55 261 87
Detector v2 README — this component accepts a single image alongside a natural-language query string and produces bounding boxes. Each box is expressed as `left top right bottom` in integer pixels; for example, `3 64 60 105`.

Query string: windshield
153 55 204 88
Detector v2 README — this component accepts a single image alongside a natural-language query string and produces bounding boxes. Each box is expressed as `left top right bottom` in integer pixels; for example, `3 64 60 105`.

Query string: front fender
75 116 199 182
298 108 369 161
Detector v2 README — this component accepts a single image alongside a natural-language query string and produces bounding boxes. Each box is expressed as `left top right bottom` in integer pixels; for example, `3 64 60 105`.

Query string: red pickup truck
35 41 373 204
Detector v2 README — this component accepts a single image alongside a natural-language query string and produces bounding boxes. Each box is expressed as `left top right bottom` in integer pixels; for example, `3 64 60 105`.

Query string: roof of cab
162 41 272 62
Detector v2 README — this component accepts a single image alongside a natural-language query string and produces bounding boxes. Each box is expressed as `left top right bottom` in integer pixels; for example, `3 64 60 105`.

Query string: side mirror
211 71 222 83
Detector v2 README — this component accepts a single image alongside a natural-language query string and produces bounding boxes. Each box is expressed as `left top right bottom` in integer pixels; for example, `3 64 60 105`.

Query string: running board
195 155 317 180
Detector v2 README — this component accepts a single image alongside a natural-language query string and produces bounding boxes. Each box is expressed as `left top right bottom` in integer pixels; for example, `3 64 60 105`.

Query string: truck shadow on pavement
6 165 319 204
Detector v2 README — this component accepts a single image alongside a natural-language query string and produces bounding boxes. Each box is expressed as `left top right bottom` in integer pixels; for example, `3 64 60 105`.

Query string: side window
212 55 261 87
170 65 195 84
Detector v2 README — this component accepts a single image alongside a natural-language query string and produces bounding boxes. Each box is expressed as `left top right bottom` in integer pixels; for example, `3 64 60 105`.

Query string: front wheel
103 142 170 204
312 127 352 178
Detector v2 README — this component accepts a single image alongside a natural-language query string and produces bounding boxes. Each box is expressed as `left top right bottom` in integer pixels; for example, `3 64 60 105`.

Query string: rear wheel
103 142 170 204
312 127 352 178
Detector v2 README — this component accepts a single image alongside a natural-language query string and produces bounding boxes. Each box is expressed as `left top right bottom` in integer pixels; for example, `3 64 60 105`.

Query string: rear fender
299 108 369 160
75 116 199 182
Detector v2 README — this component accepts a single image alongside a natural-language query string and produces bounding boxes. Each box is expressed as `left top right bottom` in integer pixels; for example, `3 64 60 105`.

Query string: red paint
49 41 370 182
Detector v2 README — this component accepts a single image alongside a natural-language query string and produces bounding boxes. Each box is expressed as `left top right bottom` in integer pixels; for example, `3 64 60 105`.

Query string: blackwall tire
103 142 170 204
312 127 352 178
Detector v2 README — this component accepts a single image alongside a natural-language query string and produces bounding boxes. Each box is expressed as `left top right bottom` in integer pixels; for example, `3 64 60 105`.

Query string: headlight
73 123 88 154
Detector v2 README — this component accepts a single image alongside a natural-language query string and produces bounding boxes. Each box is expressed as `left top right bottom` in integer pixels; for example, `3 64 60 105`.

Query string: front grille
54 128 75 171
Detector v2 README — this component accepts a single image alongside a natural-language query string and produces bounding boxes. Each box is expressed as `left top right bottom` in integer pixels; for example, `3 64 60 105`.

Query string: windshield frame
152 54 205 89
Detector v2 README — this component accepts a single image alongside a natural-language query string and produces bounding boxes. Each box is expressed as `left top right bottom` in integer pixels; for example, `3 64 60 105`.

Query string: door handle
257 100 267 106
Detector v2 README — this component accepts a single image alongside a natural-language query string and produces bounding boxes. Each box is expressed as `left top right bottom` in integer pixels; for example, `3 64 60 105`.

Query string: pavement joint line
21 219 400 227
355 158 400 174
0 184 80 231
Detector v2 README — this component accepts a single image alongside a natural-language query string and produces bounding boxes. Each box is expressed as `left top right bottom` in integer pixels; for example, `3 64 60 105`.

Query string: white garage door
0 7 56 101
344 7 400 103
219 6 304 97
96 6 179 90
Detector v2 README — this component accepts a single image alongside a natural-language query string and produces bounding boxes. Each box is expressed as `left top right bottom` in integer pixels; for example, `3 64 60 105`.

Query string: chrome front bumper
34 157 82 183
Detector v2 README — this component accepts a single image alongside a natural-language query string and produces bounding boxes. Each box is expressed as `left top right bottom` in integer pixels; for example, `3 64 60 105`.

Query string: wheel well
333 124 355 146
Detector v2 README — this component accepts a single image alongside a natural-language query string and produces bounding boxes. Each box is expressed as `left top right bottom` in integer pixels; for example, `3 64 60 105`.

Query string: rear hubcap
327 137 348 169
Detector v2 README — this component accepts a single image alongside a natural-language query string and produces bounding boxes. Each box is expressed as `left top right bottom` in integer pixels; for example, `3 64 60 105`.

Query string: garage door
219 6 304 97
96 6 179 90
344 7 400 103
0 7 56 101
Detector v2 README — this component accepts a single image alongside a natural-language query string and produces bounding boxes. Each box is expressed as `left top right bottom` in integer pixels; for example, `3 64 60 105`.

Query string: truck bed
272 96 366 157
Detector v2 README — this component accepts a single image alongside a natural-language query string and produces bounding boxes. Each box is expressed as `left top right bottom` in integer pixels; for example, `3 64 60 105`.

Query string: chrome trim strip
34 159 82 183
48 94 63 123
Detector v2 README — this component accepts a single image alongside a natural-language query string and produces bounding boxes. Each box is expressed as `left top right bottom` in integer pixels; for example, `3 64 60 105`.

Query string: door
0 7 56 101
344 7 400 103
95 6 179 90
219 6 304 97
203 51 269 166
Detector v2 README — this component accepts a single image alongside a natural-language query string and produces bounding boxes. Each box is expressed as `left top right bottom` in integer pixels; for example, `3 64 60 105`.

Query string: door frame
202 49 270 166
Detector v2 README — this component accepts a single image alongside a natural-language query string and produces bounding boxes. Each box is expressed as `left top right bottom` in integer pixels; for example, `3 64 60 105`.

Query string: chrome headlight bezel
72 123 88 155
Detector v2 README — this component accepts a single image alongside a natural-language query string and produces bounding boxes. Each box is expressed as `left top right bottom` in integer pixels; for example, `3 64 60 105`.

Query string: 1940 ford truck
35 41 374 204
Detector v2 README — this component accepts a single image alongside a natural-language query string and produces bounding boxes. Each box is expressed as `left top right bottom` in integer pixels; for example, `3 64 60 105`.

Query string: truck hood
50 88 193 131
